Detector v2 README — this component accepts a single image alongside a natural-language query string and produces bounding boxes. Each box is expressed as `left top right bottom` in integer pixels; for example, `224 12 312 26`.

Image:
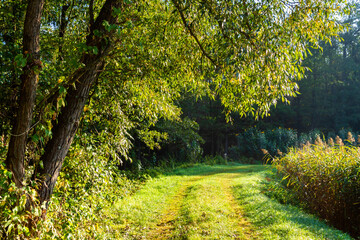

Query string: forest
0 0 359 239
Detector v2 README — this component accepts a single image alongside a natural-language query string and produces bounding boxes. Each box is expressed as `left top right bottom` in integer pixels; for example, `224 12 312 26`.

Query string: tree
260 2 360 133
1 0 347 223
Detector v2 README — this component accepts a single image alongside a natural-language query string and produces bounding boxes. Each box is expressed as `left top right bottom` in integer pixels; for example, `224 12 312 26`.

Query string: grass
170 173 253 239
104 175 185 239
231 168 353 240
100 163 353 239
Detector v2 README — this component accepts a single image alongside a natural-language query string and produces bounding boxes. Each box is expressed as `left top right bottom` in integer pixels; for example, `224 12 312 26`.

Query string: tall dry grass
273 137 360 238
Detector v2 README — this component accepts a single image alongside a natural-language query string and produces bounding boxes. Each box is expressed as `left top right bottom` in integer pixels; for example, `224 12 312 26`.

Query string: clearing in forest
105 164 352 240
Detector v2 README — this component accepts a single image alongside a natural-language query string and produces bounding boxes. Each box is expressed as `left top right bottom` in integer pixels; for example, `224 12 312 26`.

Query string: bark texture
37 0 123 206
6 0 45 187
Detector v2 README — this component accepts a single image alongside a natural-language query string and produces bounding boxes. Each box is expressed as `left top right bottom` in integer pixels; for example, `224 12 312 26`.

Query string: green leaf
59 86 67 94
14 54 27 68
31 134 40 142
92 46 98 55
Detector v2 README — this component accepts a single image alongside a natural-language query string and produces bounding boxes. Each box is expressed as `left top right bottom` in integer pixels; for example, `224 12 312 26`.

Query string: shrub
151 117 204 166
0 163 36 239
228 146 256 164
202 155 227 165
272 144 360 238
45 140 144 239
231 127 300 160
0 146 54 239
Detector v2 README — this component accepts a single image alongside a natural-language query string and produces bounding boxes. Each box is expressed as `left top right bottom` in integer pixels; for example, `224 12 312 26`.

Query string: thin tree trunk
6 0 45 188
36 0 123 209
58 4 70 59
89 0 95 28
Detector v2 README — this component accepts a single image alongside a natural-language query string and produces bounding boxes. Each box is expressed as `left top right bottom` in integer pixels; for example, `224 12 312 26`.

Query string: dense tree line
185 4 360 158
263 3 360 133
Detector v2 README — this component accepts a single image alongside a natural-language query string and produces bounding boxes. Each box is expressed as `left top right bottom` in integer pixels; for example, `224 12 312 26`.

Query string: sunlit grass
171 173 251 239
232 169 353 240
103 175 185 239
100 164 353 239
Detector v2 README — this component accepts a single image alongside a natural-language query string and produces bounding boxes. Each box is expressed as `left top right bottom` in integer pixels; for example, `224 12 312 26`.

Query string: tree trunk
6 0 45 188
36 0 123 208
37 64 104 205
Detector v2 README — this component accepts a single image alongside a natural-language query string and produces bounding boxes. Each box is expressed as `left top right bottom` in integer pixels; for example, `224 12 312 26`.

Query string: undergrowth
1 141 227 239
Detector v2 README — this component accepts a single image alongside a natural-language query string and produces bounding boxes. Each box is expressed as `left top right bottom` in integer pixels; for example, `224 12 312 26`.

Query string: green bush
44 140 145 239
231 127 300 160
0 147 54 239
272 144 360 238
0 162 34 239
202 155 227 165
228 146 256 164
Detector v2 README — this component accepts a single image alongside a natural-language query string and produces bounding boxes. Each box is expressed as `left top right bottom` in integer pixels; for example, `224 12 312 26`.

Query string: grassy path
218 173 258 239
148 176 205 239
106 164 353 240
164 171 256 239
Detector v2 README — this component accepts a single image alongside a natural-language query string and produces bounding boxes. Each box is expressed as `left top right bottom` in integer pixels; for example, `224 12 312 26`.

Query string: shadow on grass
168 163 268 177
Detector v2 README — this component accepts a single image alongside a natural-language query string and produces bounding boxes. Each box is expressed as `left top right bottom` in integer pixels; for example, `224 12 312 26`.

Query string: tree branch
89 0 94 28
172 0 219 68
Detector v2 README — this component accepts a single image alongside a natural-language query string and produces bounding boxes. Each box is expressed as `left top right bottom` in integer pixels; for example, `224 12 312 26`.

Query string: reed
273 142 360 238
